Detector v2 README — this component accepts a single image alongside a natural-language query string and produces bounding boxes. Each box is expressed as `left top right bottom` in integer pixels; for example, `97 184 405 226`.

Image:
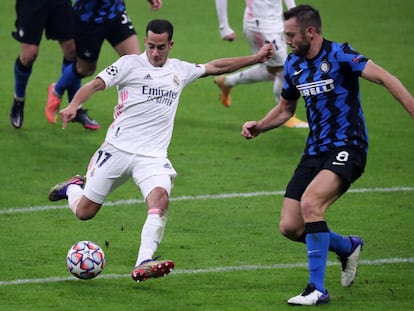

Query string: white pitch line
1 186 413 216
0 257 413 286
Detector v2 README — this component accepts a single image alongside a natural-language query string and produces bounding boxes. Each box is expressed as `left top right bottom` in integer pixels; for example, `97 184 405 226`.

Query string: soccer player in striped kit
45 0 162 130
10 0 76 129
242 4 414 306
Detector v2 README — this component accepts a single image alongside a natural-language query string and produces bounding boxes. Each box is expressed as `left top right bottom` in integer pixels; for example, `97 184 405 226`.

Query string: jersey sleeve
96 55 131 89
281 57 301 101
337 43 369 75
176 60 206 86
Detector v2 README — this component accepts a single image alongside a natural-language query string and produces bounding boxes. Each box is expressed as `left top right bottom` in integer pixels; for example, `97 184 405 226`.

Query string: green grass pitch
0 0 413 310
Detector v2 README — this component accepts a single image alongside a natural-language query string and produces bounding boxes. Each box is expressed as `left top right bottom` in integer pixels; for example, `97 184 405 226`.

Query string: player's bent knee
76 61 97 77
300 197 325 221
75 200 102 220
75 209 96 221
279 221 303 241
146 187 169 208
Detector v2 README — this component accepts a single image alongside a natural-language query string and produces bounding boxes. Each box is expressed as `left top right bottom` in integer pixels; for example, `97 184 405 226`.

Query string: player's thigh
131 157 177 200
44 0 74 42
243 26 287 67
113 35 140 56
301 147 366 219
243 27 262 54
261 30 287 67
74 17 105 63
106 11 139 55
301 169 344 220
84 143 131 204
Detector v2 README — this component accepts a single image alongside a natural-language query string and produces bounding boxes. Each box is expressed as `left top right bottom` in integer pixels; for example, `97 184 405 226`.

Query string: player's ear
306 26 316 38
169 40 174 49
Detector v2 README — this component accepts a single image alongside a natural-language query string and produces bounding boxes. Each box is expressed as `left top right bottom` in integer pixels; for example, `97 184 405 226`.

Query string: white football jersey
97 53 205 157
244 0 295 30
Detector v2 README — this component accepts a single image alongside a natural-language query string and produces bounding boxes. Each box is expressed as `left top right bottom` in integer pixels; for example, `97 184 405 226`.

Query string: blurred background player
214 0 308 128
45 0 163 130
214 0 235 42
10 0 76 129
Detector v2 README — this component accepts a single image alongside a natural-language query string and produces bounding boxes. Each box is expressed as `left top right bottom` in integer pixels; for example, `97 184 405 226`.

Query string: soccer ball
66 241 105 280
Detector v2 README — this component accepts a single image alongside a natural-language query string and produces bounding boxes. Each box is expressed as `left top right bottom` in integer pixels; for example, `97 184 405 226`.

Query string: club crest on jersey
173 75 180 86
320 61 330 73
106 65 118 76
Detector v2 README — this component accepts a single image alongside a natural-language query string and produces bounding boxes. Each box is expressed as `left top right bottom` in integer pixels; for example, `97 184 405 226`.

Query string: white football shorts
84 142 177 204
243 24 287 67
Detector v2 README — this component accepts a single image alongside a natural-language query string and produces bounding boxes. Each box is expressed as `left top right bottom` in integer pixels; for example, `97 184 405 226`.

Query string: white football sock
67 184 84 215
135 210 167 266
215 0 234 38
273 71 284 104
225 64 273 87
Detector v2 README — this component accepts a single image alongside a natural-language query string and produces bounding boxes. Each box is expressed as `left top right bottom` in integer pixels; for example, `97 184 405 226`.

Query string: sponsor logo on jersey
142 85 178 106
296 79 334 97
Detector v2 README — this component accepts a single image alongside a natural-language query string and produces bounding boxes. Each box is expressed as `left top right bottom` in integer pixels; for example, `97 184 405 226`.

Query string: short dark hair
284 5 322 33
146 19 174 41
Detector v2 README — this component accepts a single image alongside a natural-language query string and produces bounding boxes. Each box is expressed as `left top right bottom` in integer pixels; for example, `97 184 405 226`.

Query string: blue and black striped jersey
282 39 369 156
74 0 125 23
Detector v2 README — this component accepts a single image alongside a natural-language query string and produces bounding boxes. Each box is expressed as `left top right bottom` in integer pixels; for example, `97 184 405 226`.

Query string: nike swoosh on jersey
294 69 303 76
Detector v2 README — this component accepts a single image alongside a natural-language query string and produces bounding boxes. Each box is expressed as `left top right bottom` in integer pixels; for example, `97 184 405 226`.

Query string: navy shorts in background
12 0 74 45
75 10 136 62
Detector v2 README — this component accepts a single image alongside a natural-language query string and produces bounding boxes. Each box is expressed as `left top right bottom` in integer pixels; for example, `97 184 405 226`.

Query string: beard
293 41 311 57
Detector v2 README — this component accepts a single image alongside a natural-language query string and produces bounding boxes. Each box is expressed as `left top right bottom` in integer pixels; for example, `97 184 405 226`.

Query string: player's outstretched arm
60 78 106 129
241 97 297 139
203 43 273 77
362 60 414 119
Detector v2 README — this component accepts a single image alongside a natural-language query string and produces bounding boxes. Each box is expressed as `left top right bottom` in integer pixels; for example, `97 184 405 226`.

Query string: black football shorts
285 146 367 201
74 10 136 62
12 0 74 44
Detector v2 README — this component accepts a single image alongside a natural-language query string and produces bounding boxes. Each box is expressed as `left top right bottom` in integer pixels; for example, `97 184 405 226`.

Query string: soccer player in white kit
48 19 273 283
214 0 308 128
